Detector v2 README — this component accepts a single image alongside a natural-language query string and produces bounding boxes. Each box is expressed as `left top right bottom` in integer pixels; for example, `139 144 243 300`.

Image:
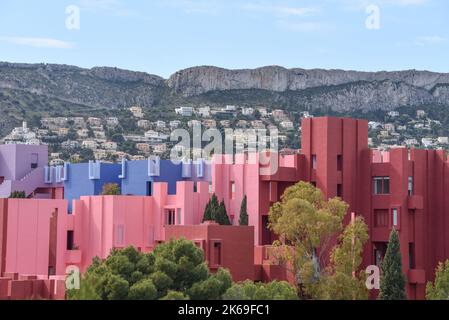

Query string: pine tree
379 228 407 300
239 196 249 226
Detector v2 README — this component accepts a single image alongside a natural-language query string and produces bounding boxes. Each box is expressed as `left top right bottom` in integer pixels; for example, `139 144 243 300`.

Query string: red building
213 116 449 299
261 117 449 299
165 222 255 282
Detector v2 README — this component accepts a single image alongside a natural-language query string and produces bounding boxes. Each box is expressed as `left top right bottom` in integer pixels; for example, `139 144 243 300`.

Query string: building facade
1 117 449 299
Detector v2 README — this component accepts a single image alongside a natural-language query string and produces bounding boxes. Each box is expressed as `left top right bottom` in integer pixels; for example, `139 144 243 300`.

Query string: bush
101 183 121 195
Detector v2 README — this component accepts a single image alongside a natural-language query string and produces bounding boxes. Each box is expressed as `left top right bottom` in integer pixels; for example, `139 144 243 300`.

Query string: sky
0 0 448 78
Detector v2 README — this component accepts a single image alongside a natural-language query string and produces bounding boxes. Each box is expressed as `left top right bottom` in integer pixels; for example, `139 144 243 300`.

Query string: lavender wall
0 145 48 181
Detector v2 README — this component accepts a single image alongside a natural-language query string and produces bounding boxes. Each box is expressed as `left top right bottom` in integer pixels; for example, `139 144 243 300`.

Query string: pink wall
4 199 67 277
72 181 212 272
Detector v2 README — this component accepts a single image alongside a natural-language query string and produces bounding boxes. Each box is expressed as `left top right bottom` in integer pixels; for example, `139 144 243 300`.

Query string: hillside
1 62 449 136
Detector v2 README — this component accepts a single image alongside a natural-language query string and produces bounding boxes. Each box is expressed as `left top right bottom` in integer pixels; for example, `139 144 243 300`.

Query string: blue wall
120 159 212 196
64 162 121 212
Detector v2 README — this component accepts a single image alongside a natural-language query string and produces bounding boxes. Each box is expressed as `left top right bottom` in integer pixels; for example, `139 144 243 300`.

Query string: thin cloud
163 0 222 15
335 0 430 10
0 37 75 49
79 0 135 16
415 35 445 46
241 4 320 17
277 20 325 32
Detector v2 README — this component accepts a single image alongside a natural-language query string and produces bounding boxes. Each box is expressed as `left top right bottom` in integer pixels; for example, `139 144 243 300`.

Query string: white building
242 107 254 116
129 106 144 118
388 111 400 117
155 121 166 129
384 123 396 133
280 121 294 130
88 117 102 127
422 138 435 148
368 121 382 130
404 139 419 146
437 137 449 144
169 120 181 129
106 117 119 127
175 106 194 117
62 140 79 149
136 143 151 153
417 110 426 118
137 120 151 129
153 144 167 154
82 140 98 150
197 106 211 118
103 141 118 150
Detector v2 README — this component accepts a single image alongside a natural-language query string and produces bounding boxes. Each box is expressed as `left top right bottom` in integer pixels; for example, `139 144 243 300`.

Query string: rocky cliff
1 62 449 116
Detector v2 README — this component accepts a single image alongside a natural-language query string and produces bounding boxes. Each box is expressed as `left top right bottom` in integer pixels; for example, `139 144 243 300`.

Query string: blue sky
0 0 448 78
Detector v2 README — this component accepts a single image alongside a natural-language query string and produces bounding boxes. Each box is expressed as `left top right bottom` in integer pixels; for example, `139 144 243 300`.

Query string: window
31 153 38 169
409 243 415 269
166 210 176 225
311 181 317 187
116 225 124 246
337 155 343 171
374 209 389 227
177 209 182 225
312 155 317 170
66 231 75 250
373 177 390 195
213 242 222 266
193 182 198 193
146 181 153 196
337 184 343 197
408 177 414 196
209 182 213 194
230 182 236 199
392 208 399 227
374 249 383 267
384 178 390 194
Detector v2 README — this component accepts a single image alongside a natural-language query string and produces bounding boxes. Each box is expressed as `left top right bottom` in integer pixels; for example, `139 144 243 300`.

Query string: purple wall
0 145 48 181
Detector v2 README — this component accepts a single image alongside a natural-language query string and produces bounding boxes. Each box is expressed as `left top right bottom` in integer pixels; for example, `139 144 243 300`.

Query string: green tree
9 191 26 198
101 183 121 195
239 195 249 226
426 260 449 300
379 228 407 300
69 239 232 300
217 200 231 225
269 181 368 299
315 216 369 300
160 291 190 300
188 268 232 300
128 279 157 300
202 194 230 225
223 280 298 300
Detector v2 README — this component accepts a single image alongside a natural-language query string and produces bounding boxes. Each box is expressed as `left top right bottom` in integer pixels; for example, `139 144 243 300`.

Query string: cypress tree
203 194 219 222
202 200 212 222
218 200 231 225
379 228 407 300
239 195 249 226
209 194 219 222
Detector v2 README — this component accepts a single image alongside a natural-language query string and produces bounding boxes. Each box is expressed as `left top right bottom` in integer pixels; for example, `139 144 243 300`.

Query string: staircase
0 168 45 198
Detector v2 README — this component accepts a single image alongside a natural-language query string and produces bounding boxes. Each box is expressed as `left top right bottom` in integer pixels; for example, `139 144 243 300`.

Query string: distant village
1 104 448 165
0 105 301 165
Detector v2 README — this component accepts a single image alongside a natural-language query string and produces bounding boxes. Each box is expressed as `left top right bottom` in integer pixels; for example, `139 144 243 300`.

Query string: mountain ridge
1 61 449 136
